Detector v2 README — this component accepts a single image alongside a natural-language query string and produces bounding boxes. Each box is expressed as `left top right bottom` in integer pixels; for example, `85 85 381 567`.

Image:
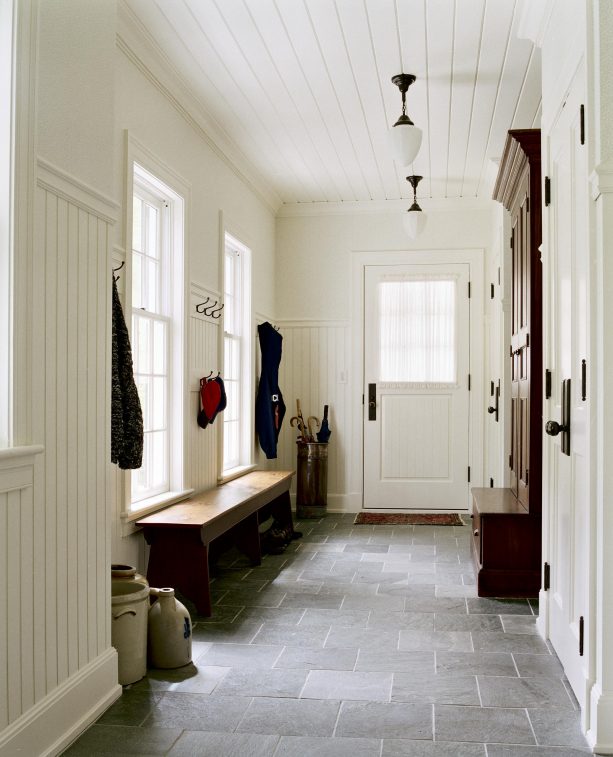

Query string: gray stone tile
302 669 392 701
435 584 478 596
435 613 503 632
236 696 340 736
342 594 406 611
97 689 164 726
297 543 345 553
274 736 381 757
148 665 230 694
501 615 539 634
198 642 283 668
275 646 358 671
267 578 324 594
336 700 433 739
325 626 400 649
398 629 473 652
404 596 468 614
233 607 305 626
471 631 550 654
368 611 434 631
478 676 575 709
528 708 590 748
213 668 309 698
62 725 181 755
216 589 287 608
436 651 517 677
343 543 391 553
382 740 485 756
298 608 370 628
355 648 435 674
434 704 535 744
193 605 243 623
167 731 279 756
280 593 344 610
144 692 250 731
354 571 409 585
192 621 263 643
486 746 591 757
392 673 479 705
467 598 533 615
252 623 329 647
513 653 566 679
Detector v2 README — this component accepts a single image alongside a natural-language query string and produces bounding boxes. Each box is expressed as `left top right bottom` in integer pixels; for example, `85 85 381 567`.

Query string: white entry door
543 66 591 711
363 263 470 510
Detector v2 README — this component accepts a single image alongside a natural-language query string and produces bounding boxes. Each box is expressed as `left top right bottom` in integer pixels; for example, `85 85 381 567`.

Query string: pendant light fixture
389 74 423 166
403 175 427 238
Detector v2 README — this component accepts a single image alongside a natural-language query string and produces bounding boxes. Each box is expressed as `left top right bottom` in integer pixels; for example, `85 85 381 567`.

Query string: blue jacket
255 322 286 459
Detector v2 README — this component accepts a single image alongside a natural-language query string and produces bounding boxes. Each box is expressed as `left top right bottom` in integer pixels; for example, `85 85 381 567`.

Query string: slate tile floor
64 514 594 756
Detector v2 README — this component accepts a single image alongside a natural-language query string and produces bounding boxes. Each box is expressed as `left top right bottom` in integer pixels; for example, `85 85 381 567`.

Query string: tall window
222 234 252 475
129 163 184 510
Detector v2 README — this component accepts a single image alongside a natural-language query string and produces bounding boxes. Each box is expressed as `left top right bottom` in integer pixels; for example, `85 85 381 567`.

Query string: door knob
487 406 496 414
545 420 568 437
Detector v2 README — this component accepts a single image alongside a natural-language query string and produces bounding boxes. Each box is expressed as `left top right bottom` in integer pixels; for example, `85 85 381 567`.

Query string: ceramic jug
148 587 192 668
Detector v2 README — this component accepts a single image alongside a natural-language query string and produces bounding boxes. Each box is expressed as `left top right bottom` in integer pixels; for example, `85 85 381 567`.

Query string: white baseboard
0 647 121 757
290 492 361 514
587 684 613 753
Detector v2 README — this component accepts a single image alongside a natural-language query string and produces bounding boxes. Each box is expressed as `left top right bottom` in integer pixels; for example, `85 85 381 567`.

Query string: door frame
350 248 486 511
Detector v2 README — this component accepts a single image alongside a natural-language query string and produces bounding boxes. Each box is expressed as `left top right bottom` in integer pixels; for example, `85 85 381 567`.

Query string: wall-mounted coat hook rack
195 297 210 314
112 261 125 281
211 303 225 319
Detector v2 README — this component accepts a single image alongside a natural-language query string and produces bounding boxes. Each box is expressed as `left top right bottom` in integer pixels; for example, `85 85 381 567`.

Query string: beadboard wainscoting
0 164 121 757
275 320 353 510
189 283 222 492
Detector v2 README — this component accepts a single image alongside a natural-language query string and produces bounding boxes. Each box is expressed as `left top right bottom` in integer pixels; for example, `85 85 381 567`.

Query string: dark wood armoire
470 129 542 597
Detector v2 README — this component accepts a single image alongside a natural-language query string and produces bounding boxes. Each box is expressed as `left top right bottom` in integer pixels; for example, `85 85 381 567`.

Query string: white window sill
121 488 194 536
218 464 257 485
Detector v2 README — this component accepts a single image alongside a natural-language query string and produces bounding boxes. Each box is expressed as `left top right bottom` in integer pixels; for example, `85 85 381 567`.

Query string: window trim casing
219 219 253 481
121 134 191 529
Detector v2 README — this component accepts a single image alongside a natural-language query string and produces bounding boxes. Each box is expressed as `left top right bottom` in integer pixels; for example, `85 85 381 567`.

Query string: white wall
110 20 278 569
275 203 496 509
1 2 122 755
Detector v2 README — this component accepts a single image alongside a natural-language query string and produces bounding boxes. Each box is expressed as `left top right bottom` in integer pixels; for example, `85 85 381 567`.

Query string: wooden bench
136 470 295 617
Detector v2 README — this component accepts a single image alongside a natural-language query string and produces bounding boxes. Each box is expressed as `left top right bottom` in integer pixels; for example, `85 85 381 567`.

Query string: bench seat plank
136 470 295 617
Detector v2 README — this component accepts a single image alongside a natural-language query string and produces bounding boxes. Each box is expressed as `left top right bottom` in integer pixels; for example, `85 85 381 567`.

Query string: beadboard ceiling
121 0 540 208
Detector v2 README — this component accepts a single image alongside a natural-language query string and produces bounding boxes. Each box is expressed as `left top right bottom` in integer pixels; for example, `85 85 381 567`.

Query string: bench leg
143 528 212 617
235 512 262 566
270 490 301 539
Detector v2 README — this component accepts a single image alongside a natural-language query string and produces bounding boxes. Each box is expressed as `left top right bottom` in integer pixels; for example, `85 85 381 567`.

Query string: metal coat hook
195 297 210 314
112 261 125 281
202 300 218 317
211 303 225 319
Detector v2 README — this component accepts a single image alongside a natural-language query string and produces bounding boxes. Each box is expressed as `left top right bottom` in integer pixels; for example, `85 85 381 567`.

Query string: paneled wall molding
0 647 120 757
0 445 42 494
36 158 119 224
589 160 613 199
116 2 281 215
0 444 43 468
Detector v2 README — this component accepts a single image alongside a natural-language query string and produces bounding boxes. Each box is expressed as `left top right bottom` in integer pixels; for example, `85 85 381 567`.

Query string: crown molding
276 197 496 218
116 1 282 216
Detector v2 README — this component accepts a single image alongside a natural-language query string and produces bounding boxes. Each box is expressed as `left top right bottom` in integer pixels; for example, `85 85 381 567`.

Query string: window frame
120 139 192 527
219 229 253 482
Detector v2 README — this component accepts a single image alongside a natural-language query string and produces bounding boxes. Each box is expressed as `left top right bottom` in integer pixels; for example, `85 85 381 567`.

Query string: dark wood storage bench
136 470 295 616
470 487 541 597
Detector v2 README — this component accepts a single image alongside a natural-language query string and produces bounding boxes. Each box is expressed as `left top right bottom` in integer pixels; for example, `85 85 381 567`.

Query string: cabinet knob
545 420 568 437
487 406 496 414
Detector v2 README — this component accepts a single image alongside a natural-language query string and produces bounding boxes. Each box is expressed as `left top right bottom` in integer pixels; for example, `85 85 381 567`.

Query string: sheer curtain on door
378 275 457 383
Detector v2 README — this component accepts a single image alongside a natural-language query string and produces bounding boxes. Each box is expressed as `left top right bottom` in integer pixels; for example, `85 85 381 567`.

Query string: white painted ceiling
122 0 541 207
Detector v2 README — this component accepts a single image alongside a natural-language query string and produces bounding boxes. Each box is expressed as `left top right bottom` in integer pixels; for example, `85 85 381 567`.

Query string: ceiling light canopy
403 175 427 238
389 74 423 166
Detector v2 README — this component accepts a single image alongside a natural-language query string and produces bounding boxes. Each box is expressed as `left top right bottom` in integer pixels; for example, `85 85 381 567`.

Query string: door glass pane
378 278 456 382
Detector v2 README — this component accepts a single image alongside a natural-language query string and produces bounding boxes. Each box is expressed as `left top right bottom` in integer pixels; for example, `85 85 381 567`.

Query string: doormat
354 512 464 526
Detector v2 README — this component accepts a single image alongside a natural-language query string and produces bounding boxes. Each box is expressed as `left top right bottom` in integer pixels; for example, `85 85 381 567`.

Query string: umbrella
316 405 331 443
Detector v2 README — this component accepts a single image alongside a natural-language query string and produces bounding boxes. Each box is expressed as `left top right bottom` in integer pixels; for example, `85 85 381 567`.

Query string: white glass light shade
389 122 423 166
403 208 427 238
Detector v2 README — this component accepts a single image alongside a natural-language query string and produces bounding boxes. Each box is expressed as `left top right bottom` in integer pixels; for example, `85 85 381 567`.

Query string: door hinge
509 345 513 358
581 359 587 401
525 468 529 485
545 176 551 206
467 466 471 483
362 394 364 405
509 454 513 469
498 266 501 285
526 196 530 213
544 562 550 591
545 369 552 399
489 477 494 488
490 283 495 299
468 374 471 391
510 234 513 249
579 616 584 656
580 104 585 145
468 281 471 299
